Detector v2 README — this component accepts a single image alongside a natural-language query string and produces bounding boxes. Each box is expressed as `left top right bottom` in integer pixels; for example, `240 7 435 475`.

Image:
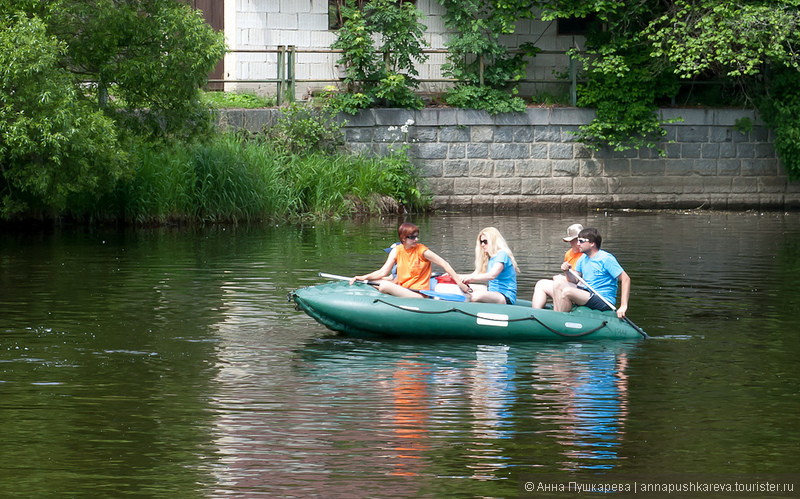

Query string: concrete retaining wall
217 107 800 211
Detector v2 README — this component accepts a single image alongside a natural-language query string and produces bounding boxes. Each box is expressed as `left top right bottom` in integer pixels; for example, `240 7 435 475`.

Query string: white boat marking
565 322 584 329
476 313 509 327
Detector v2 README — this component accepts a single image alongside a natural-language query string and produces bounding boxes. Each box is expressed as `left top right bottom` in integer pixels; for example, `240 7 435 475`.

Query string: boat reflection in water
206 335 637 494
301 340 630 470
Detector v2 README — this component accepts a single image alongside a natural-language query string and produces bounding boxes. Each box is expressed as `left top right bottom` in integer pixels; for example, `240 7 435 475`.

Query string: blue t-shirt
575 249 624 305
487 250 517 304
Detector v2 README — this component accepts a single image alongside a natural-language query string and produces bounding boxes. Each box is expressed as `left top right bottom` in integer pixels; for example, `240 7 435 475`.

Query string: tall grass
110 132 429 224
201 90 276 109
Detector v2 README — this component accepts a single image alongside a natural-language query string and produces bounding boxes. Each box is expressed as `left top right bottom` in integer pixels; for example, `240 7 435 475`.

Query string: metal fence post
287 45 296 103
277 45 286 105
569 55 577 106
569 38 578 106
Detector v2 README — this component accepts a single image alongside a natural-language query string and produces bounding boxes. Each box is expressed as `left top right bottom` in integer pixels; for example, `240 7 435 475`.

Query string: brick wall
224 0 578 98
217 107 800 211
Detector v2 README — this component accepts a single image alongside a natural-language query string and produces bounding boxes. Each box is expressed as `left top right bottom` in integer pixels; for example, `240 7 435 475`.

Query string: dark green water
1 212 798 497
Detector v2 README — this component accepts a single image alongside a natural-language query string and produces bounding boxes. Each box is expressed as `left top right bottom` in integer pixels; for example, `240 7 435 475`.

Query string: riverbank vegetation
0 2 428 225
4 1 800 225
95 102 427 224
111 132 425 225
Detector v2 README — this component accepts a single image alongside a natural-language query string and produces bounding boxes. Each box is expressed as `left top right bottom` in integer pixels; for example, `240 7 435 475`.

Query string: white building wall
223 0 582 99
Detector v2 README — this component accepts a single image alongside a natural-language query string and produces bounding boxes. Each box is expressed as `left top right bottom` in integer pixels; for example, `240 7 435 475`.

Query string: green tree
437 0 539 113
645 0 800 176
332 5 379 94
41 0 227 139
0 13 125 217
533 0 800 167
647 0 800 79
0 1 226 219
533 0 682 151
331 0 428 111
439 0 536 86
573 42 681 152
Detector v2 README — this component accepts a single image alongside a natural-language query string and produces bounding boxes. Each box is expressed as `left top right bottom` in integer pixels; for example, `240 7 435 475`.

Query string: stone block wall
217 107 800 211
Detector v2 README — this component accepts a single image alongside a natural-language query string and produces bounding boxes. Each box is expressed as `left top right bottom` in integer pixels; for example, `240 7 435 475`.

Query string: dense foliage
0 0 226 219
259 103 346 156
1 1 429 224
644 0 800 173
647 0 800 78
438 0 539 113
534 0 800 168
34 0 227 139
0 13 125 218
758 67 800 180
330 0 428 112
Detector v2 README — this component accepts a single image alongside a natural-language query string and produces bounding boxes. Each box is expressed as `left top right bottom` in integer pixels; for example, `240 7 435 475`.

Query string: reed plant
111 132 429 224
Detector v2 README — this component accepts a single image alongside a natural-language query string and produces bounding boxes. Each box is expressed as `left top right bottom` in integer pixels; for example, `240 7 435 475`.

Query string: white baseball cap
562 223 584 242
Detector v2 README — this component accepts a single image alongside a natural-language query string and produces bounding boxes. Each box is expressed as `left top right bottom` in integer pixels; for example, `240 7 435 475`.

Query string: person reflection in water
536 346 630 471
350 222 471 298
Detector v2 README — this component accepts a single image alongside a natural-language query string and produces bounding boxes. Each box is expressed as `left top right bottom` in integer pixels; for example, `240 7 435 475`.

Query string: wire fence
208 46 581 106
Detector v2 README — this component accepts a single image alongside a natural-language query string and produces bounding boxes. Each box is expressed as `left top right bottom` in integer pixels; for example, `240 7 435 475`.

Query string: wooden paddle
318 273 468 302
567 269 648 339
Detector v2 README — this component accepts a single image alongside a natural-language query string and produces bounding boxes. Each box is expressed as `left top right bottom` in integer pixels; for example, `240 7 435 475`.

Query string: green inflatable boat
291 281 647 341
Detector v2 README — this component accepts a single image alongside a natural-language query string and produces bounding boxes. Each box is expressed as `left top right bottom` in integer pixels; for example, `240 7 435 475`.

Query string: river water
1 212 798 497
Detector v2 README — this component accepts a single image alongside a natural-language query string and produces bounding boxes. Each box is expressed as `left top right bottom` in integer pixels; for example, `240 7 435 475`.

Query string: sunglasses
577 238 591 244
480 239 489 245
406 234 419 240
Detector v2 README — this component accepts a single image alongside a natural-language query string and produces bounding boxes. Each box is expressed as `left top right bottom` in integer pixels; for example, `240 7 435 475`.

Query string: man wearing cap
531 223 585 309
552 227 631 319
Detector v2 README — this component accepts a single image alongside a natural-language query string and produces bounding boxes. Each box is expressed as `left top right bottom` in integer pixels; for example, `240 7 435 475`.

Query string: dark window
557 15 596 36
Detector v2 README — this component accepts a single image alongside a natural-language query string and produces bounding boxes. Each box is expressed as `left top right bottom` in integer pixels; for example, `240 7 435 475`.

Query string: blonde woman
461 227 520 304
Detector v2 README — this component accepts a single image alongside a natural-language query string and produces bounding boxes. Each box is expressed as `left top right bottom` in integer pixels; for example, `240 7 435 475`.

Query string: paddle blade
418 290 468 302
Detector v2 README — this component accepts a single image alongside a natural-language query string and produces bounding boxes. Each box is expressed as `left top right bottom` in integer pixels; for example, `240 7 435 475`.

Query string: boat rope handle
528 317 609 338
372 299 609 338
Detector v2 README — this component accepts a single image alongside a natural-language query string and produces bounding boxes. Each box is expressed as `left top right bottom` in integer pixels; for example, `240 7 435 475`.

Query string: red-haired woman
350 223 471 299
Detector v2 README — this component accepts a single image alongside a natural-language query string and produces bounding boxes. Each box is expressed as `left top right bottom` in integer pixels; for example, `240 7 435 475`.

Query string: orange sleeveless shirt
395 243 431 290
564 247 583 268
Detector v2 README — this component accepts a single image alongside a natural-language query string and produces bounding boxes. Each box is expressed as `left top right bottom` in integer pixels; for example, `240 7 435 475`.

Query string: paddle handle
319 272 467 302
567 268 648 338
318 272 381 286
567 269 617 311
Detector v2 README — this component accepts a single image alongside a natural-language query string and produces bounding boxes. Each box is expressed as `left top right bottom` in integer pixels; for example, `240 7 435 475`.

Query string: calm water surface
1 212 798 497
